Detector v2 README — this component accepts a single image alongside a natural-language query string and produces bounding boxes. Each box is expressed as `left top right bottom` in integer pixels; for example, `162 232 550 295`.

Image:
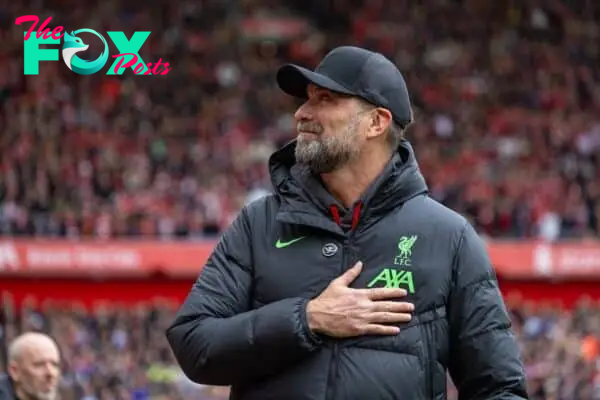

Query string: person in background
0 332 61 400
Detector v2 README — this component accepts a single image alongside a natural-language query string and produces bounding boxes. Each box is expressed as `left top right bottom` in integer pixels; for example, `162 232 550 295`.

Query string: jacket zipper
325 344 338 400
326 235 354 400
419 323 434 399
325 241 346 400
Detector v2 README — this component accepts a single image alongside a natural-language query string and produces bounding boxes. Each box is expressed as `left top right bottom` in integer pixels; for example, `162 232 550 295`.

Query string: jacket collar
268 139 428 235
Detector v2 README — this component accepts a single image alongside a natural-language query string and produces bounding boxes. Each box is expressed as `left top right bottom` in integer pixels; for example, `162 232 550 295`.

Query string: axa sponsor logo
367 268 415 294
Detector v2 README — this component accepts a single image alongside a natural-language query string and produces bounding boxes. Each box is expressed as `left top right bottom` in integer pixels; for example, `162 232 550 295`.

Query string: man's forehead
18 341 60 363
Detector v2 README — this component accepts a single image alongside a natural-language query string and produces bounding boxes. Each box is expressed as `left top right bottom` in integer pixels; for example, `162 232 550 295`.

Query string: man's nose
294 102 313 122
44 364 59 378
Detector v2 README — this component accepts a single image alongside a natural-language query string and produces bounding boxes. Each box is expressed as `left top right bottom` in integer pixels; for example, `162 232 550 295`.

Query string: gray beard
294 118 360 174
17 385 58 400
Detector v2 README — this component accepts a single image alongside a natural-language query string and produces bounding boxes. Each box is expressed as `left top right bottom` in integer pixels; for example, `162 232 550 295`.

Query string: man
0 332 61 400
166 46 528 399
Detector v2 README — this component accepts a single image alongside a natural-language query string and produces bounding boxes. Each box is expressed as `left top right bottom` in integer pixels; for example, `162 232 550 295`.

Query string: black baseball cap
276 46 413 128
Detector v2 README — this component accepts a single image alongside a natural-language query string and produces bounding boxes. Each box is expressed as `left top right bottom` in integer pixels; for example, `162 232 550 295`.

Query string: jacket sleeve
447 222 529 400
165 203 323 386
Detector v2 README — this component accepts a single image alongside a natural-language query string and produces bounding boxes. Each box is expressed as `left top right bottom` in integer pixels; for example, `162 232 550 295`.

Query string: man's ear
8 360 20 382
366 108 393 140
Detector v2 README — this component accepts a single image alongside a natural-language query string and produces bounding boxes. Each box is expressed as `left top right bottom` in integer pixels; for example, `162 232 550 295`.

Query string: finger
372 301 415 313
368 312 412 324
358 287 408 300
335 261 363 286
361 324 401 336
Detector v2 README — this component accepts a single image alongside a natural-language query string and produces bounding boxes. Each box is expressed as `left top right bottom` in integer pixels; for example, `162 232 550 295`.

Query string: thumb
335 261 363 286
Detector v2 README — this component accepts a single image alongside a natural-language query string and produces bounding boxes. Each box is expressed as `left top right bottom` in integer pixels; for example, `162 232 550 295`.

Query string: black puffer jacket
166 140 529 400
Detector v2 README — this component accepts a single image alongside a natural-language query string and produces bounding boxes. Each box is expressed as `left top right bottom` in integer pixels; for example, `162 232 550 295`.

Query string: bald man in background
0 332 61 400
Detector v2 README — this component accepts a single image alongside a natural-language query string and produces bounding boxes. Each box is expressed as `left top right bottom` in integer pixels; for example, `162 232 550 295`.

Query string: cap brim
276 64 355 99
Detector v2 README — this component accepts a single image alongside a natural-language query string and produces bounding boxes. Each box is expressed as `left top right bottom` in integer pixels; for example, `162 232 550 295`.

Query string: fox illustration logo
62 29 108 75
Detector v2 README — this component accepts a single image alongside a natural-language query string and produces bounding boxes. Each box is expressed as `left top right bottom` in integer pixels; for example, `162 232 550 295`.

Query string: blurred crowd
0 294 230 400
0 0 599 241
507 297 600 400
0 293 598 399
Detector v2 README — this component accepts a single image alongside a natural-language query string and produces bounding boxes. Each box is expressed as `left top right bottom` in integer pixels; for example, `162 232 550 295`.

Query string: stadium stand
1 0 600 398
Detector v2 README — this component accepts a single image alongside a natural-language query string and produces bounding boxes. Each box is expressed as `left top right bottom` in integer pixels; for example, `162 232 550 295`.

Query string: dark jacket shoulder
0 374 15 400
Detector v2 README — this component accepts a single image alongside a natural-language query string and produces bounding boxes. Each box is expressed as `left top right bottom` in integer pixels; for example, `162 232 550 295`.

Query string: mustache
297 121 323 134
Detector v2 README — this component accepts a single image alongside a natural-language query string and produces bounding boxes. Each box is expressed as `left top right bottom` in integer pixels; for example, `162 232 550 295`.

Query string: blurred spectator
0 0 599 240
1 331 61 400
0 294 231 400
